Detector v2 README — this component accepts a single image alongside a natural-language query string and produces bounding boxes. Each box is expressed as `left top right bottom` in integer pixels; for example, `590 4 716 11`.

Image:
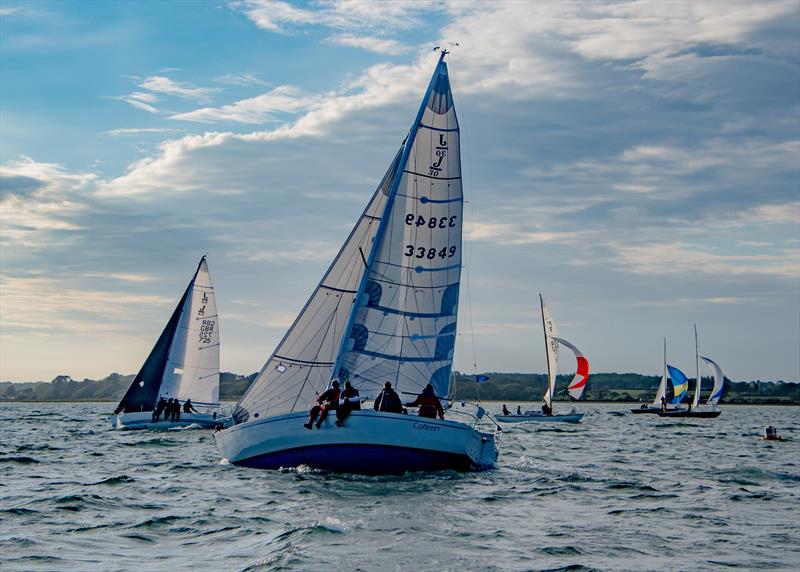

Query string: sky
1 0 798 383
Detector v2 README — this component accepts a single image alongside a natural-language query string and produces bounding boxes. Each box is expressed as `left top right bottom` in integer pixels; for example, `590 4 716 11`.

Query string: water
1 402 798 571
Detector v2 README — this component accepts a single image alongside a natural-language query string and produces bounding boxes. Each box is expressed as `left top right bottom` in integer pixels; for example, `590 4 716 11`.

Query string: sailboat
658 325 722 418
214 51 499 473
631 339 683 414
496 295 587 423
112 256 223 430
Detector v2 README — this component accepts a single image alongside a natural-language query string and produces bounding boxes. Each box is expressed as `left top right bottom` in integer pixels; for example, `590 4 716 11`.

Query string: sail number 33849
404 245 457 259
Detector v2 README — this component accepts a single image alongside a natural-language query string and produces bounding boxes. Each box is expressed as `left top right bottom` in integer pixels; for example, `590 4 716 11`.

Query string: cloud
104 128 186 137
112 94 159 113
232 0 440 33
327 33 410 55
0 7 19 16
81 272 158 282
139 75 216 102
215 72 271 87
0 275 171 336
170 85 315 124
614 242 799 278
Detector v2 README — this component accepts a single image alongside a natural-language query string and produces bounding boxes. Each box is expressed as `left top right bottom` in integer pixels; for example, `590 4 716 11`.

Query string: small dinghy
497 295 588 424
761 426 783 441
657 326 723 419
112 256 224 430
215 51 499 474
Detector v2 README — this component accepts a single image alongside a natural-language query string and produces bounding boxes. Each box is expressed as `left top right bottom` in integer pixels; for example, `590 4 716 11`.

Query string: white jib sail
159 257 220 406
233 151 399 422
540 295 560 407
701 356 725 405
651 338 667 407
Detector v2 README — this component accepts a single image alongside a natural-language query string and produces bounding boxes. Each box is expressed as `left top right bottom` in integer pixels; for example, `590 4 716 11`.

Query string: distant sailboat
214 51 498 473
497 295 586 423
631 338 681 414
112 256 223 430
659 325 722 418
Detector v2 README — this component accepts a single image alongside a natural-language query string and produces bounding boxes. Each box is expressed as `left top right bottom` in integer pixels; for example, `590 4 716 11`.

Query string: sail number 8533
404 245 457 259
405 214 457 228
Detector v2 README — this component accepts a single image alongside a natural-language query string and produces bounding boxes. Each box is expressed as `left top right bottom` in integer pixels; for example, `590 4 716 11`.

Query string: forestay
159 258 220 406
701 356 725 405
554 337 589 400
233 151 400 422
334 56 463 401
540 296 560 407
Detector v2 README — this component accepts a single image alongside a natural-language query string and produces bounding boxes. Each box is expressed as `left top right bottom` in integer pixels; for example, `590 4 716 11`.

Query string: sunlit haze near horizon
1 1 798 382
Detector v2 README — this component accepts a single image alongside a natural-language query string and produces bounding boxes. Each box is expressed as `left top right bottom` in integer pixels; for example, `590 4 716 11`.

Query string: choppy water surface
1 402 798 571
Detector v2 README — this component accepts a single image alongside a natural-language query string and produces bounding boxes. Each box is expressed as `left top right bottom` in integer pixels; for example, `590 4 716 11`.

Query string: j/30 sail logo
429 134 447 177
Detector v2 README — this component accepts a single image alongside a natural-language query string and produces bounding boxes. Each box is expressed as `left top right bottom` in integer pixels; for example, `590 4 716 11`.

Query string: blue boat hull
235 443 475 474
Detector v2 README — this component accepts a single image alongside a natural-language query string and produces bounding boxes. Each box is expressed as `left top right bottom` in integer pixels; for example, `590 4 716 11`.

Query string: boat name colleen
412 422 440 432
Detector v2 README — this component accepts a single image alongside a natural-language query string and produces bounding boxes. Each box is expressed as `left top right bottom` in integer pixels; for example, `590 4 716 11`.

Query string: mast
331 50 450 385
540 293 552 407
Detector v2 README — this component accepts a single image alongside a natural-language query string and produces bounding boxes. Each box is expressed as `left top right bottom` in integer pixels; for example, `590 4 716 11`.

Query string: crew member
304 380 340 429
405 384 444 419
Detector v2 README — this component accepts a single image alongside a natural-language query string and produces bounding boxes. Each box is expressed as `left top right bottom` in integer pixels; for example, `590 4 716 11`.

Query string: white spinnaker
701 356 725 405
337 59 462 401
233 152 399 421
159 258 220 405
540 296 560 407
651 338 667 407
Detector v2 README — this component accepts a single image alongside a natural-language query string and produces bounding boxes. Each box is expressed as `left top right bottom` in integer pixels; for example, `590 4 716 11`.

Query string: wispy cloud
327 33 410 55
104 128 186 137
170 85 314 124
112 93 159 113
139 75 216 102
215 72 271 87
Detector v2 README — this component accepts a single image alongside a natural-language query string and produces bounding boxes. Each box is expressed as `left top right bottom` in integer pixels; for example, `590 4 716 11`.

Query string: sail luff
332 51 449 383
692 325 701 408
652 337 668 407
540 294 559 407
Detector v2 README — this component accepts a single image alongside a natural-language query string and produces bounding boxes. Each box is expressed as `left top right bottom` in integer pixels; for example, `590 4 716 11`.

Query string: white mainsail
335 61 463 401
701 355 725 406
159 257 220 405
692 325 702 409
540 295 560 407
554 337 589 400
651 338 668 407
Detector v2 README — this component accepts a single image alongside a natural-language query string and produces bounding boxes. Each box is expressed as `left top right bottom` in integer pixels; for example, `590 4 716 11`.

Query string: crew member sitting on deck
516 405 522 415
373 382 403 413
335 381 361 427
183 399 198 414
405 384 444 419
542 402 553 416
502 404 511 416
304 380 340 429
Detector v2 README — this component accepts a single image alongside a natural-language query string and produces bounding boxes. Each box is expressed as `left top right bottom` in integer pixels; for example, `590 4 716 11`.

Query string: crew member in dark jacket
152 397 167 422
373 382 403 413
335 381 361 427
405 384 444 419
304 380 340 429
183 399 198 414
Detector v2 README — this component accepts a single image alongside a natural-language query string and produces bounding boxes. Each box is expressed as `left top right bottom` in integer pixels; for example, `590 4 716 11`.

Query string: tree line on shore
1 371 798 404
